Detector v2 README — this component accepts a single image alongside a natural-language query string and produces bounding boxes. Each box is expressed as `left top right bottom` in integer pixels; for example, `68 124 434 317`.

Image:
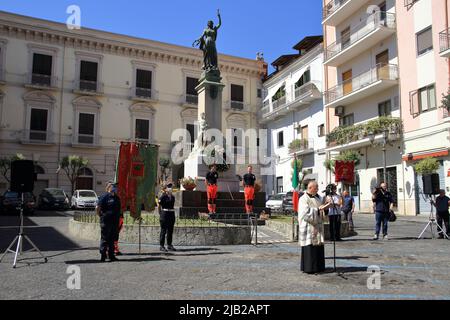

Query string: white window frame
131 60 157 99
77 111 97 144
226 76 247 109
75 51 103 92
129 103 156 144
23 91 56 144
72 97 102 147
27 44 59 87
418 84 437 113
134 118 151 142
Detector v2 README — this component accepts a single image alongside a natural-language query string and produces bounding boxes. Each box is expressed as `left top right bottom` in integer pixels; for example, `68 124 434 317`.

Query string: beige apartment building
322 0 403 213
0 11 267 196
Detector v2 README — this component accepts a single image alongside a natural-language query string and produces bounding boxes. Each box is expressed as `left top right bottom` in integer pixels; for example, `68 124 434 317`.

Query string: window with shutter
417 27 433 56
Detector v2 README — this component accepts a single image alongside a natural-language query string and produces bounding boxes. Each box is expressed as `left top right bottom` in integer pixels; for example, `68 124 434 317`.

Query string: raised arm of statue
216 9 222 30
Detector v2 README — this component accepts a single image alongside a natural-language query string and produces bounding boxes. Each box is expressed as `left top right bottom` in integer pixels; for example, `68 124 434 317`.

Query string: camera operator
372 183 394 241
434 190 450 239
325 184 343 241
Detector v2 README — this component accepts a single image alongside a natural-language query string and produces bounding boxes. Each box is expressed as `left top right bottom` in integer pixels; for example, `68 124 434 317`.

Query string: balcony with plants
288 138 314 155
326 116 402 149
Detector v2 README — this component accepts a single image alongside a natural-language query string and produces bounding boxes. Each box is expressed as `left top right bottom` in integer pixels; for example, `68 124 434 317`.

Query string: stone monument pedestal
184 70 240 192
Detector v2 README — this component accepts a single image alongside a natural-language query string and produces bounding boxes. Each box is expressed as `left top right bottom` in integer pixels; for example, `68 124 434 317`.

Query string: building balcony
130 87 158 103
323 0 369 26
24 73 58 90
439 28 450 58
73 80 104 96
20 130 56 145
324 12 396 67
326 117 402 151
181 93 198 107
72 134 101 148
324 63 399 108
259 83 321 124
288 138 315 155
224 100 250 113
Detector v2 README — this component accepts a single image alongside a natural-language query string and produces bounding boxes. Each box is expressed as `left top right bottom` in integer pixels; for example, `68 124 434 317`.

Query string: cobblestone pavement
0 211 449 300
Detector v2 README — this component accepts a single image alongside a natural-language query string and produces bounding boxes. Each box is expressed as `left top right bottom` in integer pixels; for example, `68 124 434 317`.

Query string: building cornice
264 45 323 87
0 11 266 78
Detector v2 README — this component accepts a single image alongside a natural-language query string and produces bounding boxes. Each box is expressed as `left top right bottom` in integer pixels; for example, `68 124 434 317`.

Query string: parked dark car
1 191 36 215
282 191 304 214
38 188 70 210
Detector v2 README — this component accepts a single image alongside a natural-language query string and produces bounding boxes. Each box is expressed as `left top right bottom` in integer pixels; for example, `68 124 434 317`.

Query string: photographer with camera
372 183 394 241
324 184 343 241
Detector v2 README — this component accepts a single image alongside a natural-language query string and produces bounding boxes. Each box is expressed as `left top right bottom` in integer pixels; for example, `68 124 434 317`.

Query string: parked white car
71 190 98 209
266 193 285 213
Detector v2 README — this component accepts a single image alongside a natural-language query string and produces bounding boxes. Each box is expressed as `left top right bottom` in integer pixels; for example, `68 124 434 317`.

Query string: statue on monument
193 112 209 152
193 9 222 72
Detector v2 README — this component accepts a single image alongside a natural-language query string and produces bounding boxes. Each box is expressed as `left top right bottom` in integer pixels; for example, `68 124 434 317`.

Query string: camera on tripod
323 183 336 197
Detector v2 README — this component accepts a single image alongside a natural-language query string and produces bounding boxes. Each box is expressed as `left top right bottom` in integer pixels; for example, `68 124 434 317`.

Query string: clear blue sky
0 0 323 73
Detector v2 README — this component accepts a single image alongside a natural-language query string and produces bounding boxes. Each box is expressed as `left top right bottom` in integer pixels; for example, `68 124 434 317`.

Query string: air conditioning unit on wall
335 106 345 117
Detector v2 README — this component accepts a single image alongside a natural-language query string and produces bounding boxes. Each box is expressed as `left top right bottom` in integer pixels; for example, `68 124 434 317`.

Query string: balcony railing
131 87 158 101
324 63 398 105
272 95 286 110
73 134 101 147
21 130 55 144
25 73 58 88
325 11 396 62
323 0 350 20
185 94 198 105
440 28 450 54
294 82 317 101
288 138 314 154
230 100 244 110
74 80 104 94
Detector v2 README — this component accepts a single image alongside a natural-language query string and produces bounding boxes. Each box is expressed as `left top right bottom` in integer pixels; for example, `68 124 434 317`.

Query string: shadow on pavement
325 256 368 260
0 224 81 252
324 266 368 274
64 256 174 264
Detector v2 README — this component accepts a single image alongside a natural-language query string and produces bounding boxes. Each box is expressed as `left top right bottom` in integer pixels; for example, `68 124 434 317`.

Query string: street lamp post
368 128 393 185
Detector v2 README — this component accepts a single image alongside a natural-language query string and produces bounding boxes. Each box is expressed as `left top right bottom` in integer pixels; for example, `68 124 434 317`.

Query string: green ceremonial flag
292 157 299 190
131 144 159 219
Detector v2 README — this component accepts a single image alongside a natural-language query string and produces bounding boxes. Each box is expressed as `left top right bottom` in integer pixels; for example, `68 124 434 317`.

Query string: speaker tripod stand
417 195 449 240
0 193 48 268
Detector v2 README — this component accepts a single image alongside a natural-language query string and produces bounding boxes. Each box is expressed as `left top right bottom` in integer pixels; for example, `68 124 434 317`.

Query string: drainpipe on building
446 0 450 87
56 40 66 188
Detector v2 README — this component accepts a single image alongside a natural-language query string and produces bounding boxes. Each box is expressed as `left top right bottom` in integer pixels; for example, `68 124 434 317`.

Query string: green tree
0 154 26 182
59 155 89 194
414 157 440 175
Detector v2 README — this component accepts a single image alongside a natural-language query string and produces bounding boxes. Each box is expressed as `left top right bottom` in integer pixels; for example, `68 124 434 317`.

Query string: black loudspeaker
10 160 35 193
422 174 440 195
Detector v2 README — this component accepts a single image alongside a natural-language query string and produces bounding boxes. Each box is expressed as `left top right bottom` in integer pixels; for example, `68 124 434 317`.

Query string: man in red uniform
243 165 256 214
205 165 219 217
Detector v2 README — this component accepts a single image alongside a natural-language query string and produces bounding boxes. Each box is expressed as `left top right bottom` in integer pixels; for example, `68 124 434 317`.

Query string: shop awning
402 149 449 162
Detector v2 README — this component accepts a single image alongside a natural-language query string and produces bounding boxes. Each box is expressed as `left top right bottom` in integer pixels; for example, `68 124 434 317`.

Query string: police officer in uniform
205 165 219 217
243 165 257 214
159 183 177 253
96 183 121 262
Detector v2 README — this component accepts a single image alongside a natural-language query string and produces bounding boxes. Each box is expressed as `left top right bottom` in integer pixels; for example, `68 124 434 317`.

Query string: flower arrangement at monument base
180 177 197 191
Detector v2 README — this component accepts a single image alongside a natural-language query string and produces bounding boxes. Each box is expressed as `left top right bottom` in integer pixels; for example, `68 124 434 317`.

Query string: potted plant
180 177 197 191
414 157 440 175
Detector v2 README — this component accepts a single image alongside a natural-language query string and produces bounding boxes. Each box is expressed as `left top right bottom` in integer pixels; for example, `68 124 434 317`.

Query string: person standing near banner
243 165 256 214
205 165 219 217
96 182 121 262
159 183 177 253
298 181 331 274
325 184 343 241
